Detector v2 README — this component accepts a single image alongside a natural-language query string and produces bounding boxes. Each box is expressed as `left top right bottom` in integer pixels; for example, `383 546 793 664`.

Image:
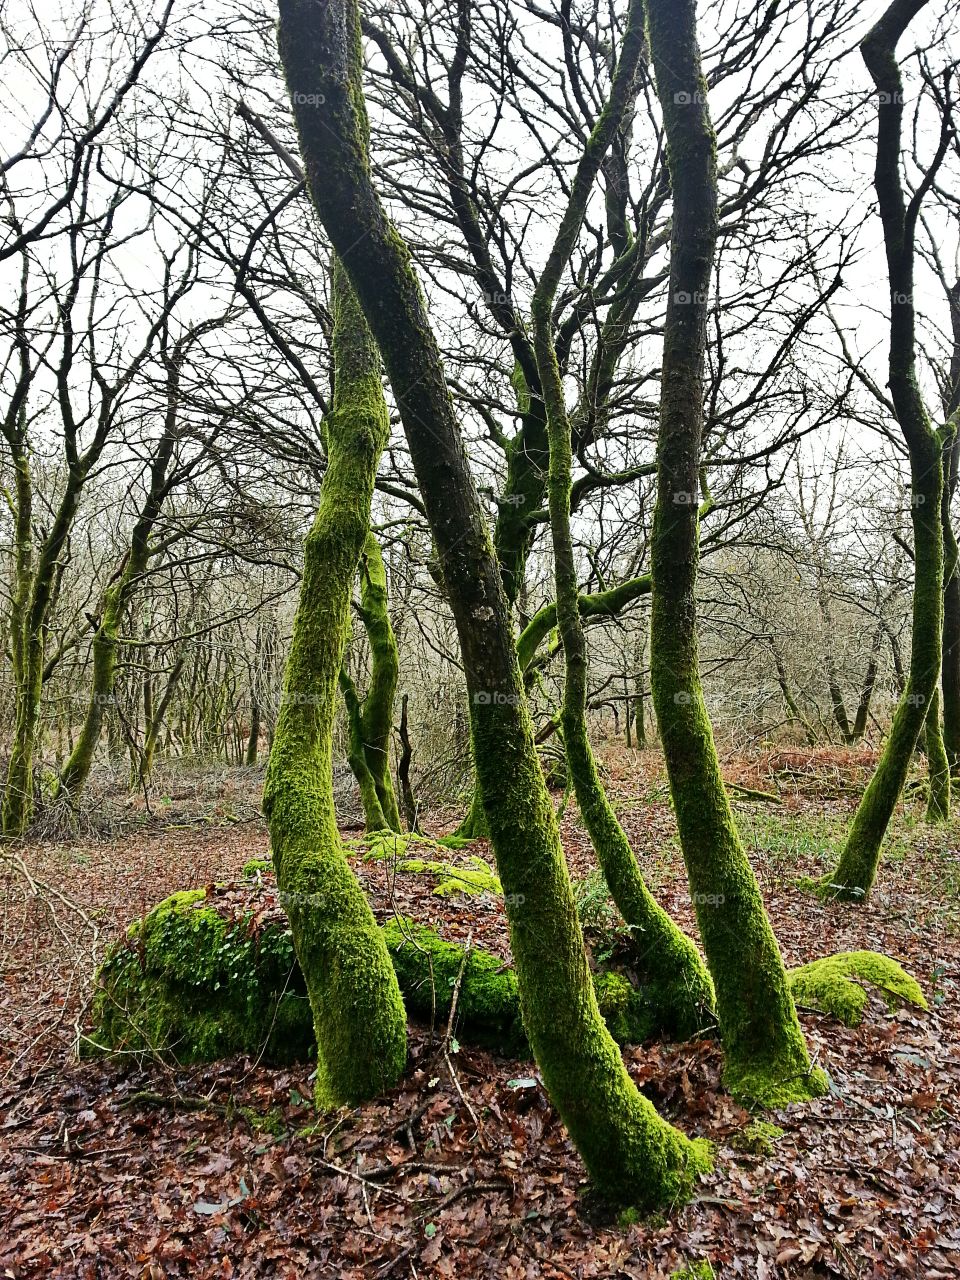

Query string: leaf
192 1200 230 1216
506 1077 538 1090
424 1222 437 1240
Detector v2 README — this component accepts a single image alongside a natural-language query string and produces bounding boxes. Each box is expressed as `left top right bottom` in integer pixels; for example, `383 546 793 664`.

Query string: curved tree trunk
262 259 406 1108
644 0 824 1105
822 0 947 900
277 0 711 1208
529 12 715 1041
940 281 960 766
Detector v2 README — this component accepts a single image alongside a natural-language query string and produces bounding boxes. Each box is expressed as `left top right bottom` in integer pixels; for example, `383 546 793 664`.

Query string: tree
339 531 403 833
822 0 953 899
530 0 715 1038
644 0 826 1103
276 0 711 1210
262 258 407 1107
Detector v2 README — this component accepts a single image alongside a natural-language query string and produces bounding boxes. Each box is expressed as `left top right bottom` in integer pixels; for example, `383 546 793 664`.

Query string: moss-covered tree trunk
340 531 402 832
277 0 711 1208
3 447 86 835
56 582 126 800
941 281 960 767
262 259 406 1108
925 686 950 822
643 0 824 1104
530 0 715 1041
822 0 946 900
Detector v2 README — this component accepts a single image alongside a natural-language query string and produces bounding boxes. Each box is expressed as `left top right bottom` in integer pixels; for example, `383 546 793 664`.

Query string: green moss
397 855 501 897
593 971 655 1046
242 858 273 879
90 889 713 1066
731 1119 784 1156
787 950 927 1027
87 891 313 1065
672 1264 716 1280
724 1057 829 1109
383 917 527 1055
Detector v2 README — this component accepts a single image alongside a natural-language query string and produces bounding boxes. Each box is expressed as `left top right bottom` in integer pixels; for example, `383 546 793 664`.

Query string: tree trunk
262 259 406 1108
277 0 711 1207
925 685 950 822
822 0 946 900
355 532 402 830
940 280 960 766
530 5 715 1041
397 693 420 833
644 0 824 1104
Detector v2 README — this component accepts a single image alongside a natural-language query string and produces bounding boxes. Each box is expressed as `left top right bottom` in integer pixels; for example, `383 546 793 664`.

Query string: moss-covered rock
593 970 657 1046
87 886 697 1065
87 889 313 1065
787 950 927 1027
396 855 501 897
384 917 526 1054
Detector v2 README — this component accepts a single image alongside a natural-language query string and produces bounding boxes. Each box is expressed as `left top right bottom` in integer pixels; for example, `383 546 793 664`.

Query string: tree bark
262 258 407 1107
643 0 825 1104
823 0 947 900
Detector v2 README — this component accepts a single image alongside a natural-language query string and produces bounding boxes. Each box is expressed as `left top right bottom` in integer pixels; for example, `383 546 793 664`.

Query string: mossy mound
384 917 525 1054
87 885 666 1065
731 1119 783 1156
351 833 499 898
87 889 314 1065
787 950 927 1028
395 855 501 897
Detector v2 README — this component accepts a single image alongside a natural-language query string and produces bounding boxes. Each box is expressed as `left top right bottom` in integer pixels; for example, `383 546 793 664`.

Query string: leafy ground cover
1 745 959 1278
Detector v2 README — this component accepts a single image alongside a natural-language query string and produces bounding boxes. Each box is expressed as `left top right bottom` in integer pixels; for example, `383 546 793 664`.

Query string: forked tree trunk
822 0 947 899
644 0 825 1104
530 0 715 1041
262 259 406 1107
277 0 711 1209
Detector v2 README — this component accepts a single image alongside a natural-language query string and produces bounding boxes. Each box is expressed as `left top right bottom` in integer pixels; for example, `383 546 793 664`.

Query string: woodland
1 0 960 1275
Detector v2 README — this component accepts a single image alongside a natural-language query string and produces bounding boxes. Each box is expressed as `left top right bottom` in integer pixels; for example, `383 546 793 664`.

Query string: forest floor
2 745 960 1278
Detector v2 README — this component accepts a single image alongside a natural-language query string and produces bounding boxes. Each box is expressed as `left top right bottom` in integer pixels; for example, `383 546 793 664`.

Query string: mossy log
87 887 696 1065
